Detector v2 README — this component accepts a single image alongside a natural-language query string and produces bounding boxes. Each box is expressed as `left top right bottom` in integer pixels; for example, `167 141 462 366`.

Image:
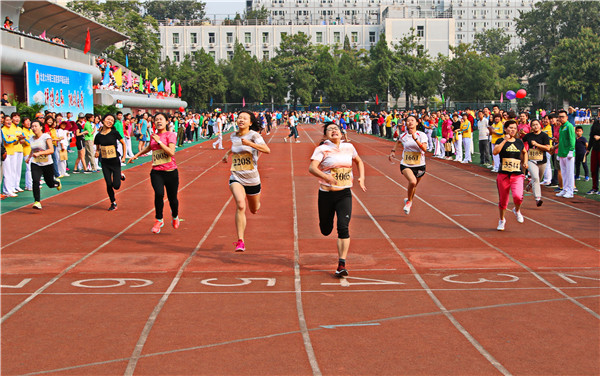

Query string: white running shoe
491 168 498 173
556 190 566 197
563 193 574 199
403 198 412 215
497 219 506 231
512 208 524 223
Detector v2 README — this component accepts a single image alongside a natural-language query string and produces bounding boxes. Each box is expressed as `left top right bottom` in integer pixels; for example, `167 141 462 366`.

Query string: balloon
505 90 516 100
516 89 527 99
179 106 184 112
440 138 447 144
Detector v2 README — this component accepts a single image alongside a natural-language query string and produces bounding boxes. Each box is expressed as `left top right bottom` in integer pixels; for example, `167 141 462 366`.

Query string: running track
1 124 599 375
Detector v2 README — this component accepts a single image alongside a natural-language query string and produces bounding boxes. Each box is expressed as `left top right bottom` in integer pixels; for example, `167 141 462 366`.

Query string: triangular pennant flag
376 94 379 105
500 92 503 104
319 96 322 104
171 82 176 95
125 54 129 68
40 30 46 39
441 93 445 103
84 29 91 54
138 76 143 92
151 78 158 90
114 68 123 87
145 68 148 80
126 70 133 88
242 97 246 107
165 80 171 95
178 83 182 97
209 97 213 106
157 80 164 92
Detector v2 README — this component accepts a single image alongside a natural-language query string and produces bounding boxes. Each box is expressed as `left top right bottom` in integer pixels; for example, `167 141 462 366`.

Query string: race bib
403 151 422 165
502 158 521 172
231 152 254 171
330 167 352 186
528 148 543 161
152 149 172 166
100 145 117 159
33 154 49 164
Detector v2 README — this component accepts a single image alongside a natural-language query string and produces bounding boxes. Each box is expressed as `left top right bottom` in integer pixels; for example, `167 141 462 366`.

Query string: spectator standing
586 119 600 194
574 126 589 181
477 110 490 166
556 110 576 198
83 113 97 173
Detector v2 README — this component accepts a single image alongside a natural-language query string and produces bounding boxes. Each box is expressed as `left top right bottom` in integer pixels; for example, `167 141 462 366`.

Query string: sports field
1 124 598 375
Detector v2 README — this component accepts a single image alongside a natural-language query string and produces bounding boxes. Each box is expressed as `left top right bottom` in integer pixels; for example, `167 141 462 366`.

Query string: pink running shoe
151 219 164 234
234 239 245 252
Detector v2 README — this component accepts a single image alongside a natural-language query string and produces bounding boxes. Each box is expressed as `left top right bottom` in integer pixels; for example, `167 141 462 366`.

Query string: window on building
174 51 180 62
208 32 215 44
417 25 424 37
227 51 234 60
351 31 358 43
263 32 269 43
316 32 323 43
263 50 269 60
369 31 376 43
227 32 233 44
245 32 251 44
191 33 197 44
334 32 341 43
173 33 179 44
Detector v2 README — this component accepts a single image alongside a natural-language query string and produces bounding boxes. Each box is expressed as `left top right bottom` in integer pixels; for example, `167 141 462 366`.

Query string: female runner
25 120 62 209
309 122 366 277
389 115 428 215
222 110 270 251
129 112 179 234
94 114 127 211
492 120 527 231
522 119 551 207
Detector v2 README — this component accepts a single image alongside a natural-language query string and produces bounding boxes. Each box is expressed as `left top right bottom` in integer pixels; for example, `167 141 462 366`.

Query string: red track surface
2 124 599 375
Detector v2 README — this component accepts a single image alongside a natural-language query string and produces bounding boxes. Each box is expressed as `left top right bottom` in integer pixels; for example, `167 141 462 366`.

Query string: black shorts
229 180 261 196
400 164 426 178
76 137 84 150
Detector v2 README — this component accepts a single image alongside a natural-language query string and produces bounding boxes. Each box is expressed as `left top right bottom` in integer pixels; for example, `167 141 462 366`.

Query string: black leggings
101 158 122 203
150 169 179 220
318 188 352 239
31 163 58 202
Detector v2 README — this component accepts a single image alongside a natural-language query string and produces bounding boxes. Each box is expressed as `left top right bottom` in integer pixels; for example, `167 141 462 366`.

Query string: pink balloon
516 89 527 99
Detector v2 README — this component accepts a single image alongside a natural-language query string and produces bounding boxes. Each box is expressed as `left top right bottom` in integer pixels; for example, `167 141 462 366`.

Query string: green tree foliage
260 60 287 104
272 32 316 107
244 6 269 21
368 34 393 102
222 43 264 103
145 0 206 21
516 0 600 88
442 44 502 101
66 1 161 76
473 28 510 57
548 27 600 104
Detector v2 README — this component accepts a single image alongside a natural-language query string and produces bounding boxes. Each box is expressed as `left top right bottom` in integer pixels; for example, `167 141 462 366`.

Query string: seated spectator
4 16 13 29
1 93 9 106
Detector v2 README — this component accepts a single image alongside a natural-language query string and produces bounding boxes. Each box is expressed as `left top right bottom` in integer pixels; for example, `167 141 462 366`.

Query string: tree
442 44 501 101
272 32 316 107
244 6 269 21
473 28 510 57
222 42 264 103
368 34 393 104
548 27 600 104
516 1 600 89
260 60 287 104
145 0 206 21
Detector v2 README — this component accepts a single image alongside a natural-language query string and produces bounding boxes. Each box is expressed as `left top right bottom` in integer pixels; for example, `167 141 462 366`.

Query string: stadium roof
4 1 128 54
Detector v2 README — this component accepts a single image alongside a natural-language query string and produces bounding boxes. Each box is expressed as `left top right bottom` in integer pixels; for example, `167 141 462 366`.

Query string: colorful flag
145 68 148 80
125 54 129 68
114 68 123 87
165 80 171 95
242 97 246 107
177 83 182 97
375 94 379 105
84 29 91 54
138 77 143 92
102 66 110 86
209 97 213 106
441 93 445 103
40 30 46 39
126 70 133 88
157 80 164 92
319 96 322 104
151 78 158 91
500 92 503 104
171 82 176 95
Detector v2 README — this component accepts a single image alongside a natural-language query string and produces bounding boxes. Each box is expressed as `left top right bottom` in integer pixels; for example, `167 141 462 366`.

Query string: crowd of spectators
2 16 67 47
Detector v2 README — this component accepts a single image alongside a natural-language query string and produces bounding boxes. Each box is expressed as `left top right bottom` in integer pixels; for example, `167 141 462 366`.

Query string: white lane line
357 138 599 251
428 153 600 218
363 160 600 320
124 196 232 376
22 292 599 376
351 192 513 375
289 137 322 376
309 268 397 272
0 159 223 324
302 126 511 374
1 148 209 249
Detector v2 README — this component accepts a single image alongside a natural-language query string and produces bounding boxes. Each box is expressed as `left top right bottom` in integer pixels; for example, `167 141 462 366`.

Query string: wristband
157 140 162 145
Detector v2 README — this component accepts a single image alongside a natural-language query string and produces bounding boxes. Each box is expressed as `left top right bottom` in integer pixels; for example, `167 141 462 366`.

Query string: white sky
204 0 246 18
